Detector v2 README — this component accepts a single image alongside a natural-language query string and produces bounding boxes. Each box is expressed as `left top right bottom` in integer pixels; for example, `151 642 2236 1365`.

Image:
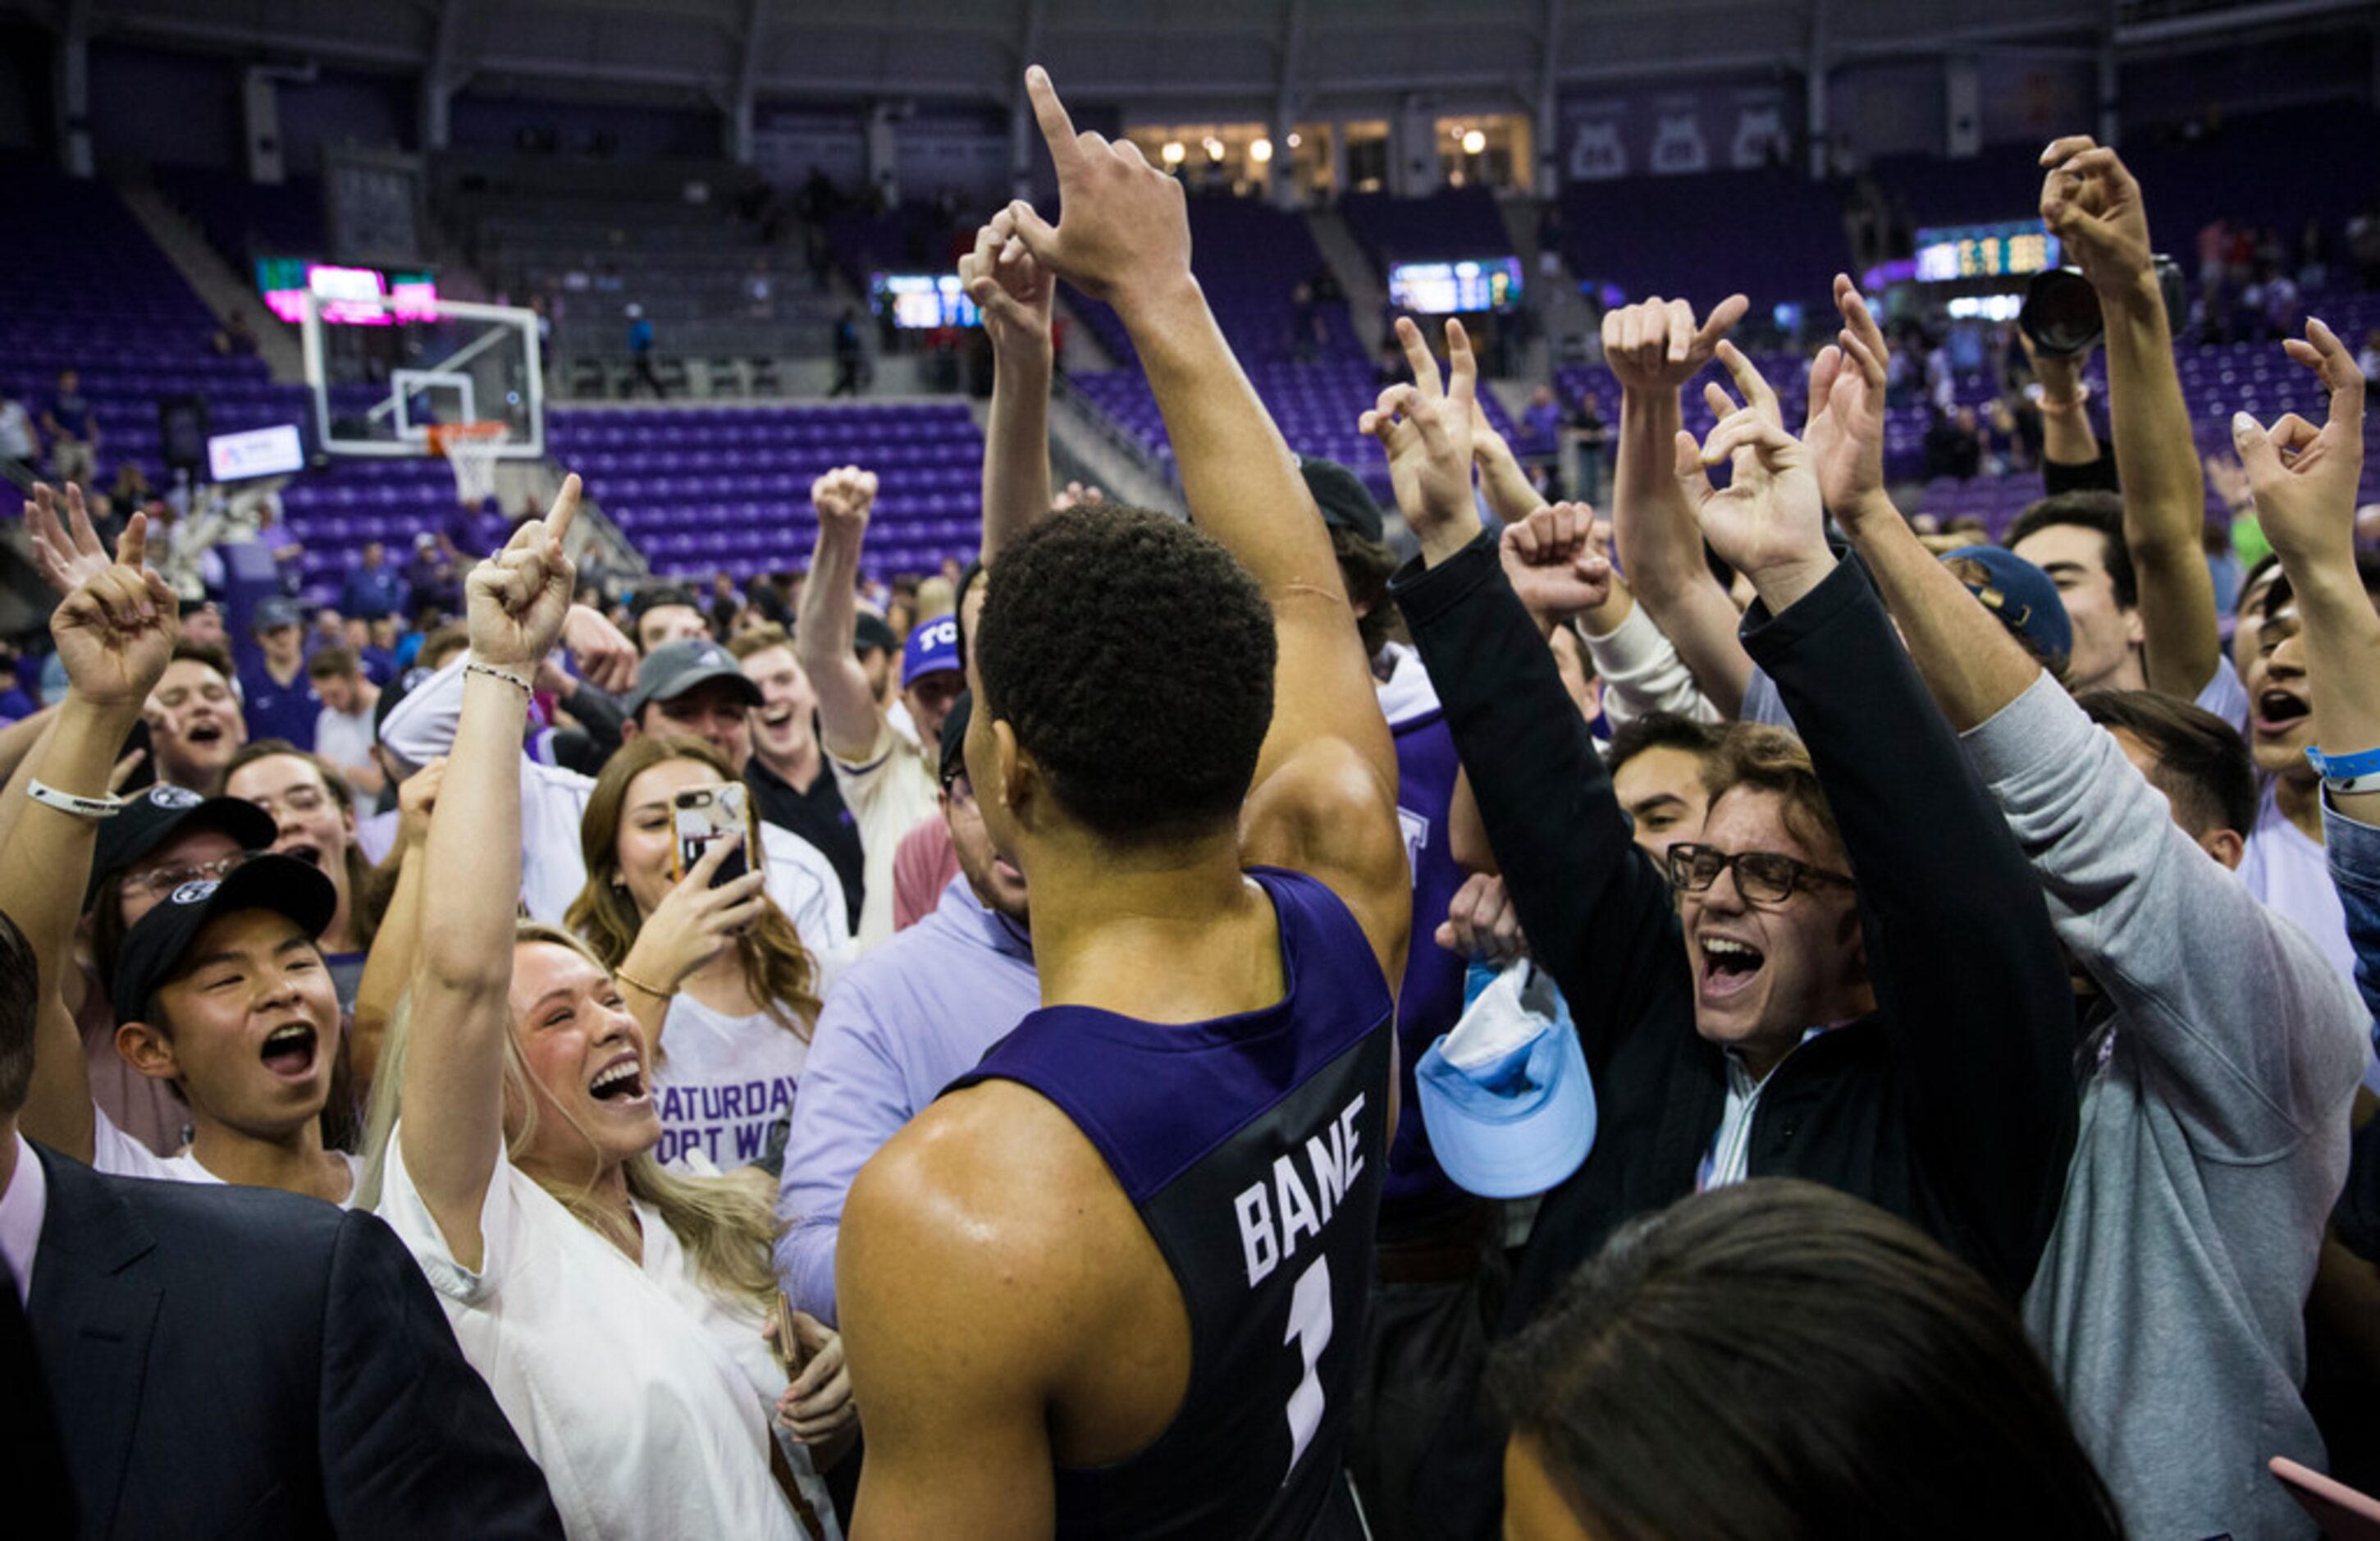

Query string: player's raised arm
1007 66 1406 973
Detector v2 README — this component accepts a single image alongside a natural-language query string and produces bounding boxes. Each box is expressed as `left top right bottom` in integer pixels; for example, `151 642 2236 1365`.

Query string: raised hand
464 474 580 670
811 465 878 537
1005 66 1190 311
1434 871 1526 963
51 510 180 712
1050 480 1106 514
2231 318 2367 563
1601 294 1751 396
1360 315 1478 559
1803 274 1892 522
395 756 450 852
1500 502 1613 623
1677 343 1834 610
960 207 1055 358
2040 135 2153 295
561 604 637 694
24 482 116 599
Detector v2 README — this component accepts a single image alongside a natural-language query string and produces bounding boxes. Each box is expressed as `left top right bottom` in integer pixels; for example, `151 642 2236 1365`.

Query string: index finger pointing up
545 473 582 549
1026 67 1080 171
1396 316 1445 399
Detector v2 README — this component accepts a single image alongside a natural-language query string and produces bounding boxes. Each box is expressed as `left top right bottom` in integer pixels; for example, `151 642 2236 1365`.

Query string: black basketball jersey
948 867 1395 1540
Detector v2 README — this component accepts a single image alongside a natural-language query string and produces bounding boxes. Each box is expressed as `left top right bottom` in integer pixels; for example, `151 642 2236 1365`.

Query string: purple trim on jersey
951 867 1391 1207
1386 707 1470 1217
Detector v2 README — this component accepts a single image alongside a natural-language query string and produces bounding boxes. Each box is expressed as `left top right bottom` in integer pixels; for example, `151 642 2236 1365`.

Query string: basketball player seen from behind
838 66 1413 1541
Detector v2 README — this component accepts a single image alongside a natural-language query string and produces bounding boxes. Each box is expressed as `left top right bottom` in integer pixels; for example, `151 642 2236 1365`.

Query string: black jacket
23 1143 564 1540
1391 539 2078 1532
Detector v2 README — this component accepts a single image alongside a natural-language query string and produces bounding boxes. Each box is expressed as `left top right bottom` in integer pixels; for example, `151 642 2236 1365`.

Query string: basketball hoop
427 421 511 507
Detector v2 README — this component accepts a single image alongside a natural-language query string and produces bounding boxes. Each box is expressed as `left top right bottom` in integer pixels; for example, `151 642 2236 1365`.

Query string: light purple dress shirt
774 876 1039 1324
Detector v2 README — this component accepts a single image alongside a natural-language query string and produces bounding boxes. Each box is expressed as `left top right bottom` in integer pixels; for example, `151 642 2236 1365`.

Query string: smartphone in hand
671 783 761 889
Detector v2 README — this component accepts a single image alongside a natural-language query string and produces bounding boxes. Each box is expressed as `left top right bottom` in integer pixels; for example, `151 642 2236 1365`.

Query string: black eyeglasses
1665 843 1852 904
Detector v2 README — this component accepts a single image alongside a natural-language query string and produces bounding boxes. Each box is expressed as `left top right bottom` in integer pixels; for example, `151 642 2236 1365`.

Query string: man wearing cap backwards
237 594 322 751
629 582 712 656
1373 281 2075 1534
796 465 966 950
378 632 852 960
1820 275 2368 1541
2 504 358 1205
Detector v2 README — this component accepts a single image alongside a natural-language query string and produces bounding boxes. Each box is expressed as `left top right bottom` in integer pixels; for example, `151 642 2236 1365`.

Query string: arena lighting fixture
1204 136 1226 161
1249 137 1273 163
1286 131 1301 149
1462 128 1487 155
1162 140 1186 165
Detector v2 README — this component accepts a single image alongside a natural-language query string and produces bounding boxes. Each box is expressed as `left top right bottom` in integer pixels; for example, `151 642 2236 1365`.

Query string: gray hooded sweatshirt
1964 676 2366 1539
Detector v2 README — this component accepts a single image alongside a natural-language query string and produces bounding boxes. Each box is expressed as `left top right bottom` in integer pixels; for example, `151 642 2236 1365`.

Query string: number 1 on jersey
1281 1255 1332 1484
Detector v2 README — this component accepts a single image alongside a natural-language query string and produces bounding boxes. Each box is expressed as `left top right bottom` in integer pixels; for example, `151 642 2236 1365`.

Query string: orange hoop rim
426 421 511 460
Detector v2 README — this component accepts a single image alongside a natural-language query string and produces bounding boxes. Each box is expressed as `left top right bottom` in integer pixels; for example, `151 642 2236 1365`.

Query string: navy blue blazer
24 1142 564 1540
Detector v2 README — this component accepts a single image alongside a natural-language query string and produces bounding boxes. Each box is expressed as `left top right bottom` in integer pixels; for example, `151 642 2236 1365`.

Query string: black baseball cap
631 584 700 620
1298 455 1386 546
853 611 899 656
111 854 336 1027
87 784 277 912
939 689 972 789
623 637 763 719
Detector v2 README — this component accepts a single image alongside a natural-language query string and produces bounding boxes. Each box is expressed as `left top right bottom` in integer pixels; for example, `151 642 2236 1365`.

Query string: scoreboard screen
1913 222 2061 283
1386 257 1523 314
870 272 981 330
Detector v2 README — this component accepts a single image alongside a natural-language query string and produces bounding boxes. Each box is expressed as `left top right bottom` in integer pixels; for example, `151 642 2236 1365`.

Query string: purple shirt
773 876 1039 1323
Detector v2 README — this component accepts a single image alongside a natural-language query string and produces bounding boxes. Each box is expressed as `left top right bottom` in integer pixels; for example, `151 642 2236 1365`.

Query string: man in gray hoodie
1811 267 2368 1538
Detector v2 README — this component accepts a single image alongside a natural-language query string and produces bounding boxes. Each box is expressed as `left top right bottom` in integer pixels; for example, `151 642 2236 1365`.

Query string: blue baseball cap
902 615 962 688
1414 962 1597 1200
1946 545 2072 663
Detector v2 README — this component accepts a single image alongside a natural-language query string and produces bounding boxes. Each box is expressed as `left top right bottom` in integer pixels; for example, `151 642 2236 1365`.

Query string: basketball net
428 421 510 507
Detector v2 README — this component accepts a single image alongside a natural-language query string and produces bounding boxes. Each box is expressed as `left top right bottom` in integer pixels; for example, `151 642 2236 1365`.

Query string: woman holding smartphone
373 483 854 1540
565 734 825 1174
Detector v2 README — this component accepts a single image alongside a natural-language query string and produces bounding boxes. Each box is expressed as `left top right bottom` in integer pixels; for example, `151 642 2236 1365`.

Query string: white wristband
28 780 124 820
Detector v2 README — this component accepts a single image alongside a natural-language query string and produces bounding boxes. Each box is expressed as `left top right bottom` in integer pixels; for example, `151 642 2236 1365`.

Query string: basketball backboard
301 290 544 461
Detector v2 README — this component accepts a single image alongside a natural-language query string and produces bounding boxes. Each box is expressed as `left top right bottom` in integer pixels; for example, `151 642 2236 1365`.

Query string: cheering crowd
5 68 2380 1541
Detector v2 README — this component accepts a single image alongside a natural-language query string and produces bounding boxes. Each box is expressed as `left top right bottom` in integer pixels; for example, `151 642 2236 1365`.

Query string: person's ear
116 1018 182 1084
619 714 643 742
2123 606 2146 647
2201 827 2246 871
989 718 1036 827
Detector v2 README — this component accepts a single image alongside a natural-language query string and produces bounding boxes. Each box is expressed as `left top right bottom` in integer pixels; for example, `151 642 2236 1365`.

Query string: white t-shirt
655 993 812 1171
828 720 941 953
89 1105 363 1205
314 702 377 777
376 1130 803 1541
2240 779 2369 1083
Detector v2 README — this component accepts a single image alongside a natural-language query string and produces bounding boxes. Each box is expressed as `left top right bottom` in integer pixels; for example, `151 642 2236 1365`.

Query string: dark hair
2007 492 2136 611
170 641 234 680
2078 688 2258 839
0 908 35 1117
2257 549 2380 624
974 505 1276 845
1606 711 1724 779
1704 723 1846 871
1490 1180 2125 1541
1328 526 1404 658
307 645 361 682
952 558 988 667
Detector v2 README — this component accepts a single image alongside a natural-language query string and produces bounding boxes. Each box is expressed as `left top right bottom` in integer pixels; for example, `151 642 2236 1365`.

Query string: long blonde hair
564 734 820 1040
357 922 781 1308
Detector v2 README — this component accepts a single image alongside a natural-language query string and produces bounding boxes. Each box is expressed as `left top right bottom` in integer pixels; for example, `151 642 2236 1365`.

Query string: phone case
671 784 761 885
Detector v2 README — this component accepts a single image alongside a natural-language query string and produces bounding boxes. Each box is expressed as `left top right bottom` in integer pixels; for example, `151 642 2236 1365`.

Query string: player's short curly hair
975 505 1277 845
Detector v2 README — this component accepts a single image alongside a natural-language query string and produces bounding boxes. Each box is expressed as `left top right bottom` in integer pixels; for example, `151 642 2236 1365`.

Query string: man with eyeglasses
774 691 1038 1325
1368 315 2076 1538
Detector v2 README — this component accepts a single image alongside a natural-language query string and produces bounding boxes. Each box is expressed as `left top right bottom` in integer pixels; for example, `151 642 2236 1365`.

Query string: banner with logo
1560 85 1800 184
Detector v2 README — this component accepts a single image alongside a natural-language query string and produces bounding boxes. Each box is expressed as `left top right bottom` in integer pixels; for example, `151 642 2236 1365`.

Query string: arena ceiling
6 0 2374 121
